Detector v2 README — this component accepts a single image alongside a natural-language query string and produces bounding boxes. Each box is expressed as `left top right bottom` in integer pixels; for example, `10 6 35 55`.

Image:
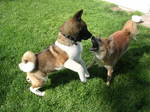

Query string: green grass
0 0 150 112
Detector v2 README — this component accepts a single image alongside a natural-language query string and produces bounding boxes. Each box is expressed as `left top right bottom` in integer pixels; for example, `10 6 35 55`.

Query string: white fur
19 62 35 72
55 41 82 60
132 15 143 23
29 87 45 96
55 41 90 81
96 54 104 60
64 59 87 82
55 66 64 70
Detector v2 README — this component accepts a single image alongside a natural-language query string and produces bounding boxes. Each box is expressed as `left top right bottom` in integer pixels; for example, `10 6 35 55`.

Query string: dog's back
108 19 139 59
37 45 68 73
109 30 130 57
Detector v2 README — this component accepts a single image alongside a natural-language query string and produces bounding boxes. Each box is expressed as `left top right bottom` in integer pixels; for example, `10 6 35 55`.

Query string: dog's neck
57 32 77 46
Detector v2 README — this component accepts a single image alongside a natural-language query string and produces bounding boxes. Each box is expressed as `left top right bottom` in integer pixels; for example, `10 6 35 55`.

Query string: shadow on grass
90 45 150 80
90 45 150 112
40 45 150 112
41 70 79 90
42 45 150 90
115 45 150 74
100 77 150 112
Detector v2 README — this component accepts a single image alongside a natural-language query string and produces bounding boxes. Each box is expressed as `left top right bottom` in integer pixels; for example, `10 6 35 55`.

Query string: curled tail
19 51 36 72
131 15 143 23
122 15 143 36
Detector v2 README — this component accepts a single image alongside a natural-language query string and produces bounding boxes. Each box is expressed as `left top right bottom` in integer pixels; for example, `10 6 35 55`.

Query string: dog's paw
85 74 90 78
29 87 45 96
80 78 87 83
106 82 110 86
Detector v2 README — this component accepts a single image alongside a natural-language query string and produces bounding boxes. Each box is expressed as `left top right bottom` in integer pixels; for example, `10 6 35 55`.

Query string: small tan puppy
89 16 143 85
19 10 93 96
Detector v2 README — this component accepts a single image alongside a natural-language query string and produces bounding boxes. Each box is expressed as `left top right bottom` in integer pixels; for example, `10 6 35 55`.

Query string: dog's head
60 9 93 42
90 36 108 59
90 36 101 52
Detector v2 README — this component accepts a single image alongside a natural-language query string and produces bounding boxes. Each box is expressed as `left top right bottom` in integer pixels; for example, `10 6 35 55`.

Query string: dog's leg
29 87 45 96
78 58 90 78
64 59 87 82
87 56 96 69
105 65 113 86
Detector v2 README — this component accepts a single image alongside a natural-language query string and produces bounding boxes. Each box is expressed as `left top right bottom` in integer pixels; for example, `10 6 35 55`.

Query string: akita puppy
19 10 93 96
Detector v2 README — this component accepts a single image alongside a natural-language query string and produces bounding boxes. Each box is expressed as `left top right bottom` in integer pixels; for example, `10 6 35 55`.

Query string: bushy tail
19 51 36 72
122 15 143 36
131 15 143 23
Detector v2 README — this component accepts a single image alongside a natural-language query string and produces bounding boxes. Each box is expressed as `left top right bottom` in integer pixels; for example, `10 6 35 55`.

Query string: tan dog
19 10 93 96
89 16 143 85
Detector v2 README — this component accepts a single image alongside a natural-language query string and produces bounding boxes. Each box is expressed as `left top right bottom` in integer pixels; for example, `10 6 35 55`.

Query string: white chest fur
55 41 83 60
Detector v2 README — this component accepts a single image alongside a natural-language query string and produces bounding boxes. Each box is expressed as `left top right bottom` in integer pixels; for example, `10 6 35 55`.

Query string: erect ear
73 9 83 21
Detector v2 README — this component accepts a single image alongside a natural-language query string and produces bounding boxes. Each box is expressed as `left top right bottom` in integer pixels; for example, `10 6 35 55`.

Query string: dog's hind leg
104 65 113 86
29 87 45 96
29 75 45 96
64 59 87 83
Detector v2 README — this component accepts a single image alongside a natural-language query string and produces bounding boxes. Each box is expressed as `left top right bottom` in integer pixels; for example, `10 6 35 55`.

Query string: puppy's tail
122 15 143 36
131 15 143 23
19 51 36 72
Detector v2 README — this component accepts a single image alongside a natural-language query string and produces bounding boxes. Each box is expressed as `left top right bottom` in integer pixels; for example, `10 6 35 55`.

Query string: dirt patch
111 6 134 12
141 14 150 28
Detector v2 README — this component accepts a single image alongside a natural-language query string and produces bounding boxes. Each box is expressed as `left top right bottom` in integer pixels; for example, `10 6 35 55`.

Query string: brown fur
57 33 74 46
90 19 141 85
20 9 93 90
22 43 69 88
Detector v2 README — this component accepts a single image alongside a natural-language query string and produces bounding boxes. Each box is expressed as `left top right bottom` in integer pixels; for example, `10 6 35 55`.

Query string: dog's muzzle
90 36 100 51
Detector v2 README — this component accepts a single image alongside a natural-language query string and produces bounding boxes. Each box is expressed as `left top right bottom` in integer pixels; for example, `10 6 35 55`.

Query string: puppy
89 15 143 85
19 10 93 96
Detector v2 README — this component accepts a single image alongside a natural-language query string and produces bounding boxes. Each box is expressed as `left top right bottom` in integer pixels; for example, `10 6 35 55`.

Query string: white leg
78 58 90 78
29 87 45 96
64 59 87 83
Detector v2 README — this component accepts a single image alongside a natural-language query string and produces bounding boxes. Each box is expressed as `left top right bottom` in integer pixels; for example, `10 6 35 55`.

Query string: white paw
106 82 110 86
85 74 90 78
29 87 45 96
80 78 87 83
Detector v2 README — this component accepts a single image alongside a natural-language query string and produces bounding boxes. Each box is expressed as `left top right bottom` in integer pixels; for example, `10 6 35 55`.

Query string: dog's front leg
64 59 87 83
104 65 113 86
29 87 45 96
87 56 96 69
77 58 90 78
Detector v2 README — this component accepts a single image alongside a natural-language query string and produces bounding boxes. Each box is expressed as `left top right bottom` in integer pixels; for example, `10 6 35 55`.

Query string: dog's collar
60 32 78 45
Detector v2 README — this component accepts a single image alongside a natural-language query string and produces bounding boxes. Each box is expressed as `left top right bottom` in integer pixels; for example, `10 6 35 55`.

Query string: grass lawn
0 0 150 112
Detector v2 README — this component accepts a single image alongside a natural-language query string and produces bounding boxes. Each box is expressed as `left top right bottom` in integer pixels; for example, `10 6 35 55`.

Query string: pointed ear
73 9 83 21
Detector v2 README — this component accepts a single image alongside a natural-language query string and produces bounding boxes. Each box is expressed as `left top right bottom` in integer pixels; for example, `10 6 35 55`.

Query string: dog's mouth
90 36 100 52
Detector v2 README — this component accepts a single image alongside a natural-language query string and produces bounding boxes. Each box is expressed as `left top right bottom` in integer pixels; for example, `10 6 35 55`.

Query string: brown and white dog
89 15 143 85
19 10 93 96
